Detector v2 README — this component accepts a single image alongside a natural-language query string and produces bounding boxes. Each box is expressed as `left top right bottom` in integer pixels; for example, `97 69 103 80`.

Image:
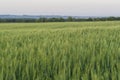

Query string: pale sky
0 0 120 16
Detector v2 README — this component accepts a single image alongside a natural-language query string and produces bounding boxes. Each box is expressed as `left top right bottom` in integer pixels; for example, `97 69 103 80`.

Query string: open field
0 21 120 80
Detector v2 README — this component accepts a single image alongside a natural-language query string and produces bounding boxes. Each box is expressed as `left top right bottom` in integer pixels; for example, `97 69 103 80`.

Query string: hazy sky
0 0 120 16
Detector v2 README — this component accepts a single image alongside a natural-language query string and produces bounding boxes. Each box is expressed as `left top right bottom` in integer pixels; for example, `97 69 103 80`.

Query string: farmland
0 21 120 80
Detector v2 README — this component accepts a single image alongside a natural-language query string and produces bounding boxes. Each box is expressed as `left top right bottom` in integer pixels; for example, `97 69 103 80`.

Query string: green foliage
0 21 120 80
1 17 120 22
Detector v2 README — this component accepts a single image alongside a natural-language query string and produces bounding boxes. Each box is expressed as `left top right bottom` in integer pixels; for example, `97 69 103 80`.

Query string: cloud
0 0 120 16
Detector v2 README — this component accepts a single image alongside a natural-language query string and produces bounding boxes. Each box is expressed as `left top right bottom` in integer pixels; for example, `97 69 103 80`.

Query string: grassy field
0 21 120 80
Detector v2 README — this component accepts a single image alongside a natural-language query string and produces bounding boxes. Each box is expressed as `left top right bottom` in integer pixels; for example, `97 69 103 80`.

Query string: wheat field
0 21 120 80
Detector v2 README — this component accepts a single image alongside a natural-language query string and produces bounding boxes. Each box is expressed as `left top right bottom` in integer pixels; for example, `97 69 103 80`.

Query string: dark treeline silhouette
0 17 120 23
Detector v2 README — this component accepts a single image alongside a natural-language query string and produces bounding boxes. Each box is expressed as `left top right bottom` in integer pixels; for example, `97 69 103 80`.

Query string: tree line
0 17 120 22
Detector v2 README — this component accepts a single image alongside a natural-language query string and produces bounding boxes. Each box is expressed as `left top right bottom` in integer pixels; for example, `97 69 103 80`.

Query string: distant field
0 21 120 80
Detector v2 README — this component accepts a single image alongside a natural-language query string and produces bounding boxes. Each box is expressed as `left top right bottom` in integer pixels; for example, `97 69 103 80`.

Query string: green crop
0 21 120 80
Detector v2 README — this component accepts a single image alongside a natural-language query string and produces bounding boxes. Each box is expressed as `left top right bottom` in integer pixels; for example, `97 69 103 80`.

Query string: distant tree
67 17 73 22
1 16 120 23
107 17 115 21
38 18 47 22
59 17 65 22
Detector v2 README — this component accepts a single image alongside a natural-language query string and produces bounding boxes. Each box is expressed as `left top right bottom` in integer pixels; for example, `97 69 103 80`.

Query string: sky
0 0 120 16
